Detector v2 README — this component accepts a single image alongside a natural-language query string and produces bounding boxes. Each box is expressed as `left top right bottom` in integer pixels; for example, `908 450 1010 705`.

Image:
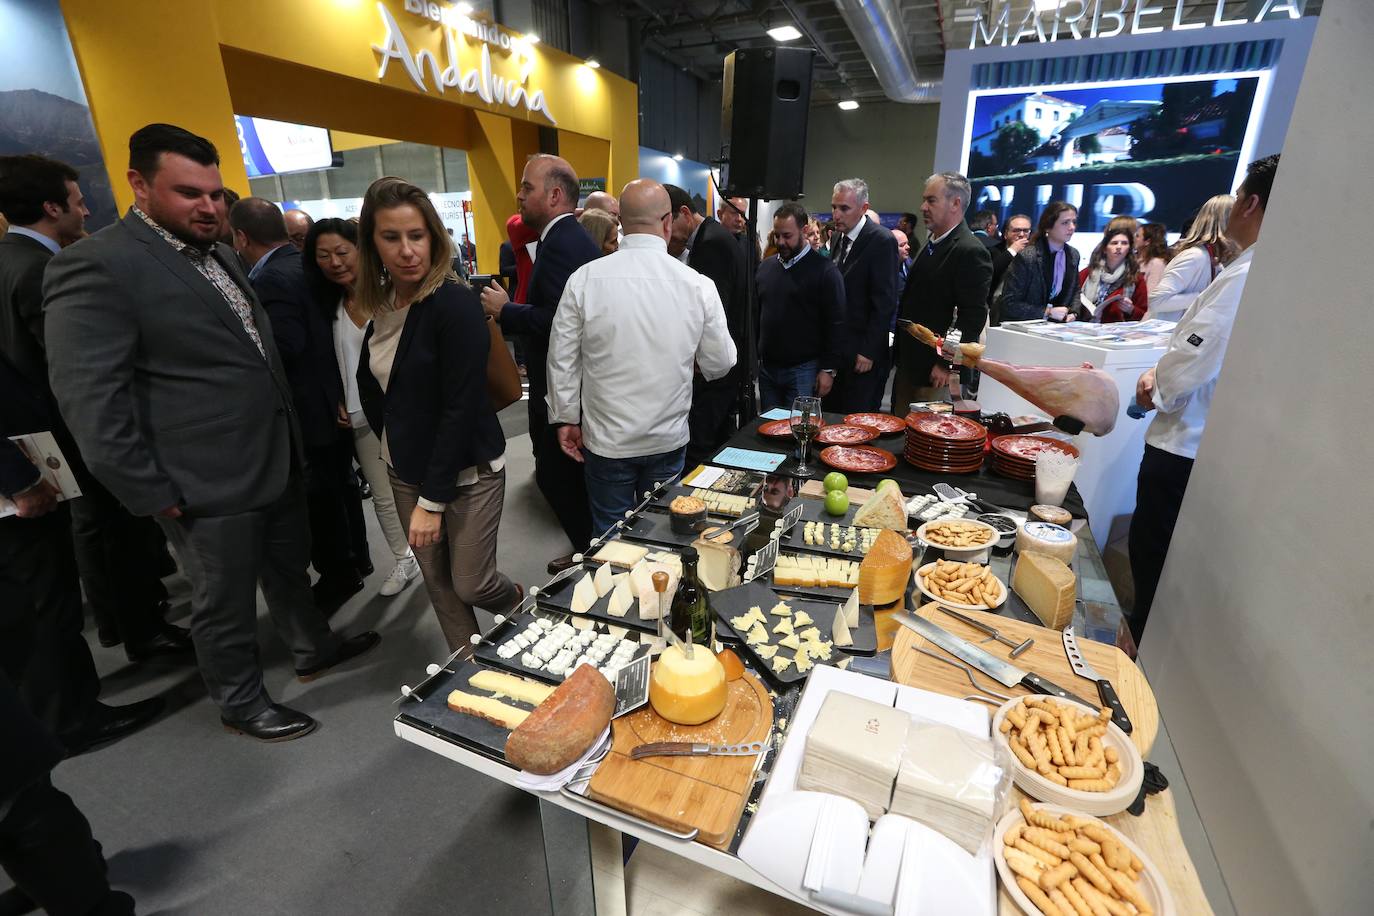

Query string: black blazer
832 220 899 361
894 221 991 384
999 237 1081 323
687 217 747 382
498 214 599 401
358 282 505 505
988 241 1017 325
251 244 344 449
0 233 53 395
0 352 51 496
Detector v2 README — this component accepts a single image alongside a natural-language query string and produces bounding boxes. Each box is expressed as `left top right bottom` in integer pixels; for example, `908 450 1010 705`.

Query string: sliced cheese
793 611 813 627
607 573 634 617
807 640 834 661
852 485 907 531
746 623 770 646
769 601 792 617
793 652 814 674
1012 552 1076 630
832 610 853 647
591 540 649 569
755 643 778 659
842 589 860 628
798 627 821 643
858 529 913 606
570 572 599 613
772 618 794 636
771 655 793 674
779 633 801 651
469 671 556 706
446 690 530 729
593 561 614 598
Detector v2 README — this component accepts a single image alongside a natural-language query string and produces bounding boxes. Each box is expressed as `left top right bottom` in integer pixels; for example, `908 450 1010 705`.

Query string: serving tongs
701 510 760 543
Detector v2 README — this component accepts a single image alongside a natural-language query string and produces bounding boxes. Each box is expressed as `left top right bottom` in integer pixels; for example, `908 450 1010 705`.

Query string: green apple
822 471 848 493
824 489 850 517
876 478 901 495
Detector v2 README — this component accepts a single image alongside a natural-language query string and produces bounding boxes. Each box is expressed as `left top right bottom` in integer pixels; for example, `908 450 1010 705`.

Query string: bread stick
1015 838 1063 868
1004 824 1024 846
1047 727 1066 766
1059 765 1106 779
1010 738 1040 769
1020 798 1074 832
1039 861 1078 891
1069 837 1102 856
1004 847 1045 884
1048 887 1077 916
1023 827 1073 859
1106 866 1152 914
1067 777 1114 791
1069 851 1112 896
1072 878 1115 916
1017 876 1066 916
1058 878 1095 916
1058 725 1077 766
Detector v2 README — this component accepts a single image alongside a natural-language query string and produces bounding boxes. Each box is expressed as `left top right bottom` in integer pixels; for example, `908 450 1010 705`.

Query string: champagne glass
790 396 822 476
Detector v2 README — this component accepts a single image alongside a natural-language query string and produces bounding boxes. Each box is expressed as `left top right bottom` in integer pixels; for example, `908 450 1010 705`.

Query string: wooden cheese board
891 601 1158 756
586 671 773 849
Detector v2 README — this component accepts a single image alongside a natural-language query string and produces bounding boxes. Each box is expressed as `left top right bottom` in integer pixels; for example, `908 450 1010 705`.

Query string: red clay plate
815 424 879 445
990 435 1080 461
906 413 987 442
820 445 897 474
759 418 824 438
844 412 906 435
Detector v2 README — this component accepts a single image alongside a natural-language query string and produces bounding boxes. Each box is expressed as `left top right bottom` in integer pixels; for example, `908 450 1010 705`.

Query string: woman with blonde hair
579 207 619 255
1148 194 1237 321
354 177 521 655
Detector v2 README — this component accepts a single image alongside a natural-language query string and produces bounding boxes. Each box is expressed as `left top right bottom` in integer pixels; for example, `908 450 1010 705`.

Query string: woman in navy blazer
354 178 520 653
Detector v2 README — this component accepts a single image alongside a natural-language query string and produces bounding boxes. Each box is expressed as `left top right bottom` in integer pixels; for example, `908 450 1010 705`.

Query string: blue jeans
758 360 819 412
583 446 687 538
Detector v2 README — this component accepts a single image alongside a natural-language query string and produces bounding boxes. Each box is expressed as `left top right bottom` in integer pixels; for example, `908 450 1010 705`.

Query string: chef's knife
895 611 1094 707
630 741 765 760
1061 626 1133 734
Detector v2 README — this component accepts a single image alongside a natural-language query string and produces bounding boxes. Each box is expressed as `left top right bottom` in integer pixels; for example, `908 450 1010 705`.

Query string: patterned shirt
133 207 266 359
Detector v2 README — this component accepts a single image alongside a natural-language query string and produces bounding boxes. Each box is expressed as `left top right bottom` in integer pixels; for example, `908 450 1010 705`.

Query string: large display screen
234 116 334 178
961 73 1266 233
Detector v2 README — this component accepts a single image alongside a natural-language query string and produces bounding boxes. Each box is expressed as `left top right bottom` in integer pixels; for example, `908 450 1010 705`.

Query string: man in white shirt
547 179 737 535
1126 154 1278 646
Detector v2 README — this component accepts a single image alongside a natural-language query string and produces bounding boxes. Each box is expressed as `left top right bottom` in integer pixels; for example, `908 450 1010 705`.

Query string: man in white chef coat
546 179 737 536
1126 154 1279 646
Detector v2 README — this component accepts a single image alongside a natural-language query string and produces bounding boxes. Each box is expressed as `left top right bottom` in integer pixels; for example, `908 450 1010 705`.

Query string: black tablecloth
713 411 1090 521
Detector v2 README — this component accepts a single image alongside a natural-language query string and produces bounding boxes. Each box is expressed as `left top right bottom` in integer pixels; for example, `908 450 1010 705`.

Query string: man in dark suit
892 172 992 413
665 184 747 467
969 209 1000 248
987 213 1031 327
0 154 190 663
230 197 369 614
44 124 378 742
481 154 599 572
826 178 899 413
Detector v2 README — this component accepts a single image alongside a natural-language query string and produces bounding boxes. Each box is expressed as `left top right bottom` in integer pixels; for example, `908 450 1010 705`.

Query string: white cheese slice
843 589 859 627
593 561 614 598
570 572 598 613
832 611 853 647
793 611 813 627
607 573 634 617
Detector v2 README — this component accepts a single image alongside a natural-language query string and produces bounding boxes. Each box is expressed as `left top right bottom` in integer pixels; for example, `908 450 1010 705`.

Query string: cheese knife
630 740 766 760
1061 626 1133 734
894 610 1094 708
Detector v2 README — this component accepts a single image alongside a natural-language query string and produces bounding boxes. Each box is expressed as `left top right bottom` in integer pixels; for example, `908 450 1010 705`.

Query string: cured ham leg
907 324 1120 436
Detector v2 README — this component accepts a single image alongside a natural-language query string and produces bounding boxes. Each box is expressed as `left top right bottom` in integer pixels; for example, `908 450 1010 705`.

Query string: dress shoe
295 630 382 682
221 703 318 742
126 623 195 663
313 575 365 618
356 561 375 579
97 626 123 649
547 553 581 575
64 697 165 756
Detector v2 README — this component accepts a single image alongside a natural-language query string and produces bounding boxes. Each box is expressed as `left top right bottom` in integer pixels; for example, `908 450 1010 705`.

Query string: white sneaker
378 556 420 597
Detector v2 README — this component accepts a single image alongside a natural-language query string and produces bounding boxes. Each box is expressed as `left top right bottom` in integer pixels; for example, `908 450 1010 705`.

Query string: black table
713 411 1090 521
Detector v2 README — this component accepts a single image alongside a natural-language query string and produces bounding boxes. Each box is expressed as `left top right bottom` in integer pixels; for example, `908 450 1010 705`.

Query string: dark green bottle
670 547 713 647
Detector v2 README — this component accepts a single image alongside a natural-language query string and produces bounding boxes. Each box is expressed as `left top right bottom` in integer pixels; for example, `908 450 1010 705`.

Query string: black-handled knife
1061 625 1133 734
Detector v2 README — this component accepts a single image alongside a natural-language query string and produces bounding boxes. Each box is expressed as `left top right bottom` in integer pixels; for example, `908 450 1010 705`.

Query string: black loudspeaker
721 47 816 199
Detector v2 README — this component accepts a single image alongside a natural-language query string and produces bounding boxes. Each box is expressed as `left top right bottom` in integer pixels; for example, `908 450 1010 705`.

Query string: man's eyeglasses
1006 226 1031 236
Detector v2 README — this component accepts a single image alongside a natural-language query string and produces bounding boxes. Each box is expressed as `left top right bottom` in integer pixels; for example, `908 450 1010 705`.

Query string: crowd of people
0 115 1277 910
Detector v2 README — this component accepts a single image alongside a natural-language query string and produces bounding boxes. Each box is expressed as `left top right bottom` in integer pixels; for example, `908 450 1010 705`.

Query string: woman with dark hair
1134 222 1170 293
354 178 521 655
302 217 419 599
1077 216 1148 323
998 202 1081 322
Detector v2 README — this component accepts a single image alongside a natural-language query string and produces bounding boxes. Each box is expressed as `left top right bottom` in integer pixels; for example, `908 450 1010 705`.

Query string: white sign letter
1092 0 1131 39
373 4 428 92
1132 0 1166 34
1171 0 1206 30
970 2 1013 48
1213 0 1249 27
1256 0 1304 20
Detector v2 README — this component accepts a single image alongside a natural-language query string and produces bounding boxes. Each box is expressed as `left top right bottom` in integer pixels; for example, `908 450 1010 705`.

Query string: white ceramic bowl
993 803 1176 916
915 561 1007 611
991 696 1143 817
916 518 1000 562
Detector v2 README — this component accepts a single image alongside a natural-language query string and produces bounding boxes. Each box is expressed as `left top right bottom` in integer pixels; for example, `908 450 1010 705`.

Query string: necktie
925 239 936 257
834 234 850 266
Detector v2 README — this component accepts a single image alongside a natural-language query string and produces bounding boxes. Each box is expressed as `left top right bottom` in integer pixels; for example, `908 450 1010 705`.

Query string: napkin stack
798 692 911 820
888 721 1000 854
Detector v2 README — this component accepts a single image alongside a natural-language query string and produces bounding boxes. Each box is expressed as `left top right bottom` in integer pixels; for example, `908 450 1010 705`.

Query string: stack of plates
889 721 1001 855
903 413 987 474
797 692 911 820
988 435 1081 480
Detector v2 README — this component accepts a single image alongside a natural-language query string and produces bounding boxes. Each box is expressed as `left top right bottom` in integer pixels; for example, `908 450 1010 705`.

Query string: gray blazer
43 210 302 518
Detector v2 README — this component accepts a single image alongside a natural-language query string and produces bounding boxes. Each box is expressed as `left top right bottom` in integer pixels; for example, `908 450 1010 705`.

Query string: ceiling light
525 33 540 45
456 2 473 14
672 153 684 161
767 25 803 42
838 100 860 111
585 59 601 69
1034 0 1059 11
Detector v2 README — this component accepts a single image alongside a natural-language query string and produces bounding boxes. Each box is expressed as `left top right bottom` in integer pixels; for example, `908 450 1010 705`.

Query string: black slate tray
473 609 651 684
751 557 861 602
395 659 539 765
615 509 705 549
534 563 665 634
707 581 865 687
645 483 757 518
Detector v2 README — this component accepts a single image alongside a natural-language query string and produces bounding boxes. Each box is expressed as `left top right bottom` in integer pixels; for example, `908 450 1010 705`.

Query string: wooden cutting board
891 602 1158 756
587 671 772 849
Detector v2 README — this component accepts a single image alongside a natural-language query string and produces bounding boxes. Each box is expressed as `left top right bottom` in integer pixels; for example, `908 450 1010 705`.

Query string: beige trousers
388 466 519 655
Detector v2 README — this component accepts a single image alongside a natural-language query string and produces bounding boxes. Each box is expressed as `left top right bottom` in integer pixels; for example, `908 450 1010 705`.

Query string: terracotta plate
906 413 988 442
815 424 878 446
844 412 906 435
759 418 824 438
990 435 1080 462
819 445 898 474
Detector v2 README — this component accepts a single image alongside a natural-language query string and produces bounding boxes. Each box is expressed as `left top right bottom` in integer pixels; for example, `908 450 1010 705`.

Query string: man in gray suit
43 124 379 742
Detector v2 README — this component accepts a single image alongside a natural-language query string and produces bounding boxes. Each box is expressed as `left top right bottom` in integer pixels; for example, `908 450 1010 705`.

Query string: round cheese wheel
1016 521 1078 564
649 644 727 725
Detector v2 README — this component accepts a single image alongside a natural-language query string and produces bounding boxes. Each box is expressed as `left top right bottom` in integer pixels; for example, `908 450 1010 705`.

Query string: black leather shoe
64 697 165 756
313 576 365 618
0 884 36 916
97 627 123 649
221 704 318 742
295 630 382 682
355 561 375 579
126 623 195 662
546 553 581 575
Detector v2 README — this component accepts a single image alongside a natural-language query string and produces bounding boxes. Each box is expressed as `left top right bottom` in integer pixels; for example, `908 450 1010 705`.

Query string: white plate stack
889 721 1001 854
797 692 911 820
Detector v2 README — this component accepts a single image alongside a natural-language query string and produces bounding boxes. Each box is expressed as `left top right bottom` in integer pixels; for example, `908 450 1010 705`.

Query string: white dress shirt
5 225 60 255
546 234 737 459
1146 245 1256 460
332 298 368 428
1147 245 1216 322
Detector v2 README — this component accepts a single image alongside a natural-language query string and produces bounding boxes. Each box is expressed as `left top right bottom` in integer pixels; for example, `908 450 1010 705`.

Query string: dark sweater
756 249 846 371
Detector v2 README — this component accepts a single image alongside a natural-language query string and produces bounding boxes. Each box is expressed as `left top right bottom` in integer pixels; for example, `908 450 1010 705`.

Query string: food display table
978 324 1170 546
394 468 1208 915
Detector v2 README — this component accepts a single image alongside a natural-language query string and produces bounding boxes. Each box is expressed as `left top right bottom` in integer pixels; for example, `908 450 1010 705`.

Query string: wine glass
790 396 822 476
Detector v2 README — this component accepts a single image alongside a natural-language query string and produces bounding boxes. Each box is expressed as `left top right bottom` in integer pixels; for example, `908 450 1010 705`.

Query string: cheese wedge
832 609 853 647
769 601 792 617
793 611 813 627
692 536 741 591
593 561 614 598
570 572 599 613
778 633 802 651
794 653 814 674
591 540 649 569
858 529 913 606
1012 552 1076 630
852 484 907 531
771 655 793 674
755 643 778 659
446 690 530 729
842 589 860 628
746 623 769 645
469 670 556 706
607 573 634 617
636 563 679 620
772 618 794 636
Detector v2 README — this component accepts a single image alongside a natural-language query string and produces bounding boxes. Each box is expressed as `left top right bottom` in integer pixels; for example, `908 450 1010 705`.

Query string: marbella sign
372 1 556 124
957 0 1305 48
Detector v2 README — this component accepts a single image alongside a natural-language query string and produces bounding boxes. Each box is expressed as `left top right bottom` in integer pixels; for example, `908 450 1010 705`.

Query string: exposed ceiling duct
830 0 940 102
